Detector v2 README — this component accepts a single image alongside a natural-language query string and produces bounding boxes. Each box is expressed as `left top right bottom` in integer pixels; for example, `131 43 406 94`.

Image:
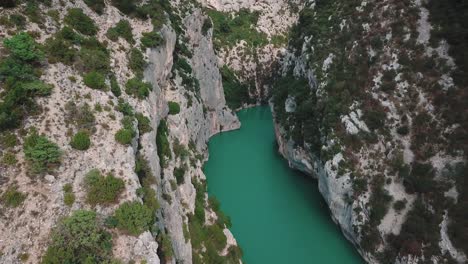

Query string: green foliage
207 9 267 48
42 210 113 263
115 128 134 145
0 132 18 148
141 31 163 48
84 169 125 205
63 184 75 207
428 0 468 86
3 32 44 62
403 162 436 194
116 99 134 116
0 33 51 131
173 166 185 185
111 0 137 15
110 74 121 97
1 187 26 207
64 8 98 36
189 179 240 264
107 20 134 44
135 156 160 213
79 43 111 74
159 233 174 262
448 163 468 255
135 112 152 134
125 77 152 99
113 201 153 236
70 131 91 150
2 152 17 166
156 119 171 168
23 132 61 174
221 65 252 110
202 18 212 35
83 71 107 90
84 0 105 14
44 28 79 65
168 101 180 115
128 48 146 77
393 199 407 212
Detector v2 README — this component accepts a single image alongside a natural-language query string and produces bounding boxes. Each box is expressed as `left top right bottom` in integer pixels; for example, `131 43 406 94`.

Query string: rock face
0 1 239 263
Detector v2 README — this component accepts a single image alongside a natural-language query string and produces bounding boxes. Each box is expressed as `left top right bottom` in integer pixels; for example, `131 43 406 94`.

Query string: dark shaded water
204 106 363 264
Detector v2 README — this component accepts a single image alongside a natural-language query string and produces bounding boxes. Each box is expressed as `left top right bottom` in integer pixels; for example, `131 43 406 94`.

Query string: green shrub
128 48 146 77
63 183 75 207
107 20 134 43
168 101 180 115
23 132 61 174
173 166 185 185
113 201 153 235
0 132 18 148
44 34 78 65
135 112 152 134
125 77 152 98
115 128 134 145
111 0 137 15
85 169 125 205
64 8 98 36
207 9 268 48
156 119 171 168
70 131 91 150
84 0 105 14
141 31 163 48
110 74 121 97
83 71 107 90
1 187 26 207
3 32 44 62
0 33 49 131
2 152 17 166
79 45 111 74
393 199 407 212
42 210 113 263
221 65 252 109
159 233 174 261
116 99 133 116
397 125 409 136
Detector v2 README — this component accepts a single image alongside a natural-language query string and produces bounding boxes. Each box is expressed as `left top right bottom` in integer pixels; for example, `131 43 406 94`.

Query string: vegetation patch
1 187 27 208
85 169 125 206
0 33 51 131
168 101 180 115
113 201 153 236
23 131 61 175
125 77 152 99
64 8 98 36
42 210 113 263
107 20 134 44
63 183 75 207
70 131 91 150
207 9 267 48
156 119 171 168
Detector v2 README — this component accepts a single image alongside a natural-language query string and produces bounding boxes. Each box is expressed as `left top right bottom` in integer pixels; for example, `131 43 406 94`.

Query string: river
204 106 363 264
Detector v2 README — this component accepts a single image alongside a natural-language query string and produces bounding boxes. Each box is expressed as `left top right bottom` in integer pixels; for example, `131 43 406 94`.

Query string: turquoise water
204 106 363 264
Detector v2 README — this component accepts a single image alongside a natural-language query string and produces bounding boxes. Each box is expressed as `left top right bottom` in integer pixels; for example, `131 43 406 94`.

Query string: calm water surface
204 106 363 264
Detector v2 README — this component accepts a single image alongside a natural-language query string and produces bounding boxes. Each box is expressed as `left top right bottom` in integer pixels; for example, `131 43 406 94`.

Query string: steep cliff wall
270 0 468 263
0 1 241 263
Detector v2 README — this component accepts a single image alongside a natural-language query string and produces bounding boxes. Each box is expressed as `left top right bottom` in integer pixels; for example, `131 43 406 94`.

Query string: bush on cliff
42 210 113 263
70 131 91 150
85 169 125 205
113 201 153 235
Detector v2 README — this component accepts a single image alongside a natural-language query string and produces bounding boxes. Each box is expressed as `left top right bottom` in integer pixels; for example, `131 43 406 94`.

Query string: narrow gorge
0 0 467 264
